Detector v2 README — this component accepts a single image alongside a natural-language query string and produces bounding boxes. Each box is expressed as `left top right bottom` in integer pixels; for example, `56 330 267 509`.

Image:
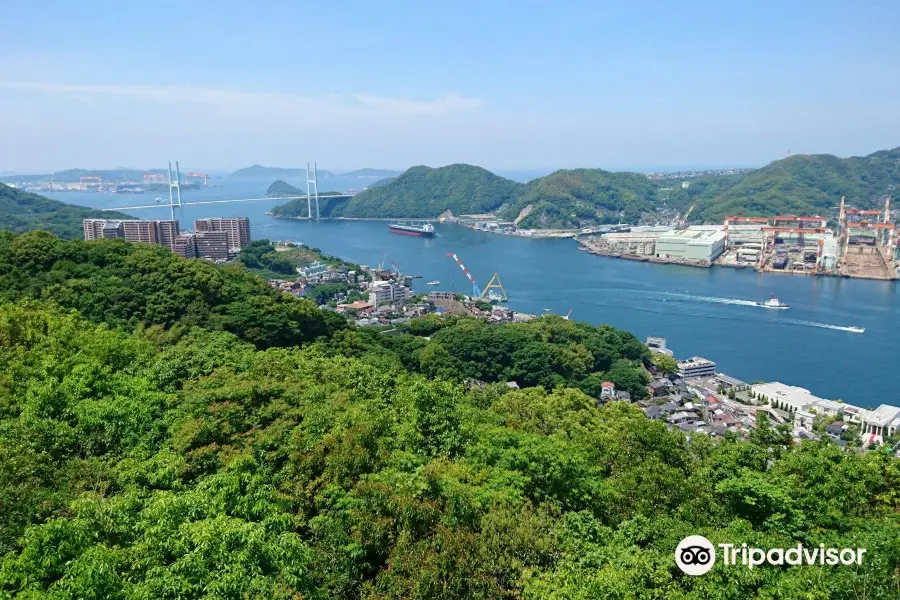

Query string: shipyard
577 196 898 280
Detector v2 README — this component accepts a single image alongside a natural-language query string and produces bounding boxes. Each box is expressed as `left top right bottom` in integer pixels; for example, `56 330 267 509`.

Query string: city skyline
1 1 899 172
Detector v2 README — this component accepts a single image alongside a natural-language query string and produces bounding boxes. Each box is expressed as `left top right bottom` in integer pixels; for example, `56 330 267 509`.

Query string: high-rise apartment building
121 220 159 245
173 233 198 259
156 220 180 251
195 230 230 260
84 219 124 240
194 218 251 254
83 219 180 247
83 218 244 262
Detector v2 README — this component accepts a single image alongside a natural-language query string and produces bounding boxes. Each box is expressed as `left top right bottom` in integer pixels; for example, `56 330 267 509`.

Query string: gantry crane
480 273 508 303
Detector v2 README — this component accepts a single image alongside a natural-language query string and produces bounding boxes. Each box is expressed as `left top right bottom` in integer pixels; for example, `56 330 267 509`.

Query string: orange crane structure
80 175 103 190
184 172 209 186
838 196 895 258
143 172 168 184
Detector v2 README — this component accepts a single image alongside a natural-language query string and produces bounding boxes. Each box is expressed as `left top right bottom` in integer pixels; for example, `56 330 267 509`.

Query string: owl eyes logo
675 535 716 575
679 545 712 565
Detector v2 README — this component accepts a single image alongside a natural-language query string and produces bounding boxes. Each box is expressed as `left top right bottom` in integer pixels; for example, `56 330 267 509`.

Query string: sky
1 0 899 173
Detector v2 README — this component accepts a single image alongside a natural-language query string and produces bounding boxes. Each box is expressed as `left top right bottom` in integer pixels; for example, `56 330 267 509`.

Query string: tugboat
757 294 789 310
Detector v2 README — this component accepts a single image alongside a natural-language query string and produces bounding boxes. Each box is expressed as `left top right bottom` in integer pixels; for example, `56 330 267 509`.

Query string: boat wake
655 292 864 332
783 319 865 334
660 292 760 307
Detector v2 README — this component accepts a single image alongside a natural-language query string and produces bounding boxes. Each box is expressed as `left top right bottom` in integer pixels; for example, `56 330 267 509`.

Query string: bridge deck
102 193 354 211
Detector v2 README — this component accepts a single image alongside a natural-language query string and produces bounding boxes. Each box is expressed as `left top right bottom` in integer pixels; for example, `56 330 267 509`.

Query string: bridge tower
306 162 320 219
167 161 183 220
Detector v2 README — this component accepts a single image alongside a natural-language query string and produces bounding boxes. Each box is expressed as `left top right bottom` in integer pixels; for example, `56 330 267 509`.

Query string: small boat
487 290 506 303
154 196 166 203
846 326 865 334
757 294 789 310
542 308 552 312
426 280 440 286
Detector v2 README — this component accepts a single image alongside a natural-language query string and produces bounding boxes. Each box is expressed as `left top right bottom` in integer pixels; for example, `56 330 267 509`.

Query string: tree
650 353 678 376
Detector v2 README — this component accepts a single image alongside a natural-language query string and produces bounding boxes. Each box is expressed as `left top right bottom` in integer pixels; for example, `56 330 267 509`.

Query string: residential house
600 381 616 401
648 378 672 398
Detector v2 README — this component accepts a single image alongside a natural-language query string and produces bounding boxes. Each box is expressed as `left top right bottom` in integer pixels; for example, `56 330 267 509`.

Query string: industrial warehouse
578 196 898 280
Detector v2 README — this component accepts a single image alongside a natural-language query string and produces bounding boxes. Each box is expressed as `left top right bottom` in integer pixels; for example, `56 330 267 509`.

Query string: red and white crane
446 253 481 297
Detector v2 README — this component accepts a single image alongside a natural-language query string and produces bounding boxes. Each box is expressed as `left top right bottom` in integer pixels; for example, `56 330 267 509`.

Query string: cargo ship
389 222 436 237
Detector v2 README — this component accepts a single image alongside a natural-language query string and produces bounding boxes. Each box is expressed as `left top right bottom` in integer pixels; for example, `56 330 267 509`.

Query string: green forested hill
499 168 660 228
0 300 898 597
0 183 132 238
670 148 900 222
284 164 526 218
0 231 347 348
269 146 900 227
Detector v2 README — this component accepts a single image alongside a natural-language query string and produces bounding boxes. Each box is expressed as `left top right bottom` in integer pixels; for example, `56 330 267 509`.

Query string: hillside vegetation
0 231 347 348
330 164 525 218
0 183 132 239
269 147 900 227
500 169 659 228
0 285 897 596
663 148 900 222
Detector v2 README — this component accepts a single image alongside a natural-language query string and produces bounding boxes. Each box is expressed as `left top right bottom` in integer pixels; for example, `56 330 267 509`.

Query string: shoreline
266 212 581 238
578 241 898 281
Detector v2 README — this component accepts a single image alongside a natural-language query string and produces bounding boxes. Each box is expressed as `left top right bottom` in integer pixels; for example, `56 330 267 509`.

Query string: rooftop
857 404 900 427
752 382 830 411
678 356 716 367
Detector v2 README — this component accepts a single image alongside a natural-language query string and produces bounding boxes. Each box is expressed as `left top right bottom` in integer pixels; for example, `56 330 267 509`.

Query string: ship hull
389 226 435 237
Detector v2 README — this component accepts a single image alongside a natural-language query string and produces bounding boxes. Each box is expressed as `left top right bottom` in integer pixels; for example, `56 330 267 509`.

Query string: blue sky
2 0 898 173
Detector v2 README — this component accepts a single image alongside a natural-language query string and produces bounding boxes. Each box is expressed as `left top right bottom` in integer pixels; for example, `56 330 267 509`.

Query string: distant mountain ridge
0 168 168 184
231 165 332 180
0 183 132 239
231 165 400 180
267 146 900 228
342 168 401 178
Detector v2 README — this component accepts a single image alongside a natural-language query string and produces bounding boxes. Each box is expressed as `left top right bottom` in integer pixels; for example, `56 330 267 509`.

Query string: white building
297 261 329 277
368 280 412 305
655 230 727 262
851 404 900 445
677 356 717 379
751 382 845 416
646 336 673 357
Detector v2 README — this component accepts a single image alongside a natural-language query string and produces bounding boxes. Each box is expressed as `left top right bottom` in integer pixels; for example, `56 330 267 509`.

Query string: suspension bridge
100 160 356 220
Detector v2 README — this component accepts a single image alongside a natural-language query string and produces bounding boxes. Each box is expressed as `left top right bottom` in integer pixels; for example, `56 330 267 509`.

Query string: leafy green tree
650 353 678 375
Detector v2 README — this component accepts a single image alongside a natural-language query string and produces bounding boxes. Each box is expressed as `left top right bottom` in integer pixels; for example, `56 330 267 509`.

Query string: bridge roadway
104 193 355 211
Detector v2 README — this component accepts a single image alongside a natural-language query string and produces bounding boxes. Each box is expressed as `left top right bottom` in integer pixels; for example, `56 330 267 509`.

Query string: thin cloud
0 80 480 118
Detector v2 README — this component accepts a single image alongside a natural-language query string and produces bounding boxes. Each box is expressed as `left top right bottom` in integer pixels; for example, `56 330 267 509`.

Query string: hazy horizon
2 2 898 173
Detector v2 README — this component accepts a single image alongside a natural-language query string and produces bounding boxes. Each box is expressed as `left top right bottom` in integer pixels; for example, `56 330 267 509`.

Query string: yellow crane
679 203 696 228
479 273 508 303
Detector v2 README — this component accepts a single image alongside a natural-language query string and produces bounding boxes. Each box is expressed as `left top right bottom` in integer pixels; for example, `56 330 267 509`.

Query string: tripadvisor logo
675 535 867 576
